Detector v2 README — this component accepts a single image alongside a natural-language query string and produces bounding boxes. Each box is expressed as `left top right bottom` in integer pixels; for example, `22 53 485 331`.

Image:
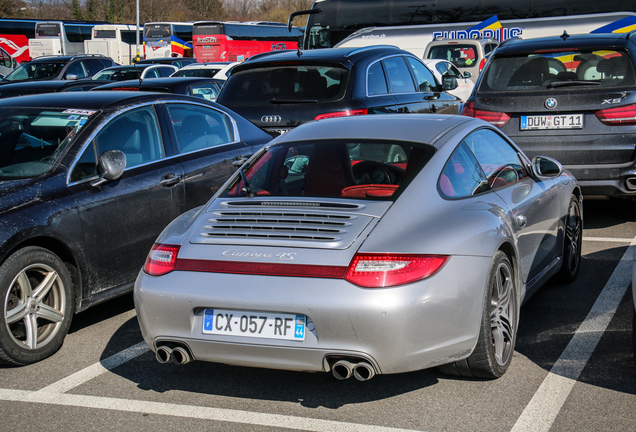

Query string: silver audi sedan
134 114 582 380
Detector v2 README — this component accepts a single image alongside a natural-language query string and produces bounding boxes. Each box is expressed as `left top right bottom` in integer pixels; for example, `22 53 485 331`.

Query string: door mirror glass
91 150 126 187
532 156 562 178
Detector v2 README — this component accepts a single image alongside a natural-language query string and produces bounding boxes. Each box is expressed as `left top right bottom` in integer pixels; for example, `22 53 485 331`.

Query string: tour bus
85 24 142 65
28 21 103 58
335 12 636 58
192 21 303 62
143 22 193 60
0 17 39 63
292 0 636 50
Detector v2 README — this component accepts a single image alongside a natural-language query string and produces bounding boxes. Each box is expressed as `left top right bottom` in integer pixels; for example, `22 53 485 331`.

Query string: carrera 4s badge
222 249 296 261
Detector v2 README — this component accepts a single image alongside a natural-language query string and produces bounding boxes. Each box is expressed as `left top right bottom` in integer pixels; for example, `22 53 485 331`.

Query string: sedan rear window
480 49 635 91
223 140 434 200
219 65 349 106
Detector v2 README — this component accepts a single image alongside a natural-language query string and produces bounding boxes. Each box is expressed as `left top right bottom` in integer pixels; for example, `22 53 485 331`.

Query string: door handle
515 214 527 229
160 173 182 186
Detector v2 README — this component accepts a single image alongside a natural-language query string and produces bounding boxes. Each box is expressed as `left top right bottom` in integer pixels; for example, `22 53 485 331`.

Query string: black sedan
0 91 272 365
0 80 109 99
93 77 224 102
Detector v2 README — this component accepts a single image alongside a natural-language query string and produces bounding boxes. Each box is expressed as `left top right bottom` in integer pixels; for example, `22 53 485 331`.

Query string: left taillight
314 109 368 120
144 244 180 276
595 103 636 126
344 253 449 288
463 100 510 127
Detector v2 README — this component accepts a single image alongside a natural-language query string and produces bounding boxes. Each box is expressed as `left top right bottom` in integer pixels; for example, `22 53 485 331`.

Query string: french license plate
203 308 306 341
521 114 583 130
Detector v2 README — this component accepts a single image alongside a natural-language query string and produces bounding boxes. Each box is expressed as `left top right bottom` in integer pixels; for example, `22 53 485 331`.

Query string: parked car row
6 29 636 378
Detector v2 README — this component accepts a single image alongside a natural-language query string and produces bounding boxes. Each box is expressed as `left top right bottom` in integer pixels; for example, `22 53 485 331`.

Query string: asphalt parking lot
1 197 635 432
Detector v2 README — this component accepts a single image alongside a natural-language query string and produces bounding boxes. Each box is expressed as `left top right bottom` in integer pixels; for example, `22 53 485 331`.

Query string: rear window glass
480 49 635 91
222 140 434 200
219 65 349 106
427 45 478 69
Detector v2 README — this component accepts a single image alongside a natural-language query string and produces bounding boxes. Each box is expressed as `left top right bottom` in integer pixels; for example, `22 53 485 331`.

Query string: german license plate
203 308 306 341
521 114 583 130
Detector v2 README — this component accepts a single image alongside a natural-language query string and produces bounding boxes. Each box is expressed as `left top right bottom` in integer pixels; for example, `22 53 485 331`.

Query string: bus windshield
145 24 170 40
36 23 61 37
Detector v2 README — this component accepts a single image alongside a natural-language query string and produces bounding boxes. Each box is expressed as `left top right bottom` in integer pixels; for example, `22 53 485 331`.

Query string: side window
367 61 388 95
157 66 175 77
144 68 159 78
65 61 86 78
463 129 527 190
71 106 164 182
0 49 11 68
446 64 462 78
187 83 221 101
382 56 416 93
83 59 107 77
439 142 488 198
167 104 235 154
406 57 436 92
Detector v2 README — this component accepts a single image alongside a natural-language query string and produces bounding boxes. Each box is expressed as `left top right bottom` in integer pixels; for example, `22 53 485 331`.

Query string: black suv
0 54 115 84
463 31 636 196
217 45 462 136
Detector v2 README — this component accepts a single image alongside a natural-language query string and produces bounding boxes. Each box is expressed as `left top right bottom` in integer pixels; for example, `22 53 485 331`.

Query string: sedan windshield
0 108 92 179
3 62 66 82
223 140 434 200
480 49 635 91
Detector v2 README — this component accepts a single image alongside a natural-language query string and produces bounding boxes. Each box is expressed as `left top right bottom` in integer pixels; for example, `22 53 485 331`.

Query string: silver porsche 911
134 114 582 380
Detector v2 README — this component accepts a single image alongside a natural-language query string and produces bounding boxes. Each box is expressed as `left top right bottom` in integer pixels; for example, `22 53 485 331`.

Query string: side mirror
463 71 472 79
66 74 79 80
91 150 126 187
532 156 562 178
443 76 458 91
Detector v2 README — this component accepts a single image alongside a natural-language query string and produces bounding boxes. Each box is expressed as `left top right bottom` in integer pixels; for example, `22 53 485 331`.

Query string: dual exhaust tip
331 359 376 381
156 344 192 365
155 346 376 381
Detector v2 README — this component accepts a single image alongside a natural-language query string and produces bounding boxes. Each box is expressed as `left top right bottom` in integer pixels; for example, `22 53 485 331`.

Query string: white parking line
35 341 149 394
582 236 634 243
511 239 635 432
0 388 419 432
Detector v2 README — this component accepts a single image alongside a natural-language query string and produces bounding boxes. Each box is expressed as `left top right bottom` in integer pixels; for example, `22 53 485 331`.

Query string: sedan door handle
233 155 249 167
160 173 182 187
515 214 527 229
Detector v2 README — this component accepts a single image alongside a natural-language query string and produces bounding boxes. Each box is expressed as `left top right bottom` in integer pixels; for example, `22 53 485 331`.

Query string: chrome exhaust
626 177 636 191
171 346 192 365
332 360 354 380
155 346 173 364
353 362 376 381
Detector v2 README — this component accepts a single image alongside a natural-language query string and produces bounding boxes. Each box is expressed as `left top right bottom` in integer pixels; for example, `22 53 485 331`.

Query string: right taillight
462 100 510 127
344 253 448 288
595 103 636 126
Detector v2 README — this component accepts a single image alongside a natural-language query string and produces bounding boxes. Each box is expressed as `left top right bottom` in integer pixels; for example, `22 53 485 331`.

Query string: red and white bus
192 21 303 63
143 22 193 60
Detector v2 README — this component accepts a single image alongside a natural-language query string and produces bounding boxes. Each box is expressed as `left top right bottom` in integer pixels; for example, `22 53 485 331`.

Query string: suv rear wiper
546 80 601 88
271 98 318 104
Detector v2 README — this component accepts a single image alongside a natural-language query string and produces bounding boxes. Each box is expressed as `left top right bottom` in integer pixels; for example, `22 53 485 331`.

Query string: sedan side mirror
532 156 562 178
66 74 79 80
443 76 458 91
463 71 472 79
91 150 126 187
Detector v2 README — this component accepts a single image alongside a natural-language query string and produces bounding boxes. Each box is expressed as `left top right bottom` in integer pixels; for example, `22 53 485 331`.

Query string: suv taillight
479 58 486 73
595 104 636 126
315 109 368 120
462 100 510 127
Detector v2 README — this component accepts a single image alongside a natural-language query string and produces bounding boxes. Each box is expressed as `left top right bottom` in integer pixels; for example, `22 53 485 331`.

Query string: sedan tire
0 247 74 366
439 251 517 378
557 195 582 282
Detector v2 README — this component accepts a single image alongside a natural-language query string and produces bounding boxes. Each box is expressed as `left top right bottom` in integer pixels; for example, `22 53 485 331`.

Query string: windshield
3 61 66 82
0 108 93 179
427 45 478 69
222 140 434 200
220 65 349 106
144 24 170 40
480 49 635 91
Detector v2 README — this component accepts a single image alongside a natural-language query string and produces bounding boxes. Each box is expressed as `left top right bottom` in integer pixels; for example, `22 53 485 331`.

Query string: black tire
0 247 74 366
439 251 517 379
557 194 582 282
